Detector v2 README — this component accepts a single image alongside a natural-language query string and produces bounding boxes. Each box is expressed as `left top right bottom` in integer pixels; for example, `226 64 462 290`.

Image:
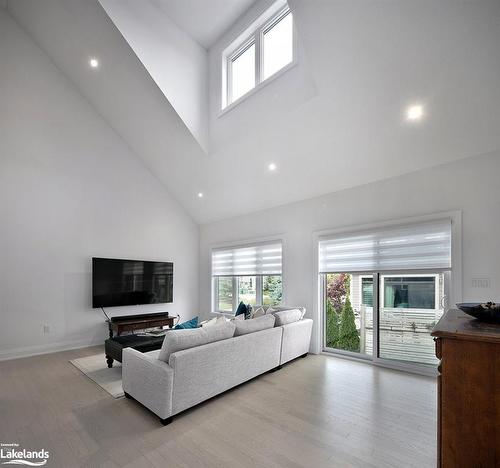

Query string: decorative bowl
457 302 500 323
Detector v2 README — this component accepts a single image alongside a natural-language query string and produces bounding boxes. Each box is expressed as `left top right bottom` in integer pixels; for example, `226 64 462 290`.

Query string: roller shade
319 219 452 273
212 242 282 277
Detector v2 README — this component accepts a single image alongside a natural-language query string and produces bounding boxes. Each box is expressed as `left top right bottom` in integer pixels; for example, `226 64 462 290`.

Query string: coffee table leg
106 356 114 368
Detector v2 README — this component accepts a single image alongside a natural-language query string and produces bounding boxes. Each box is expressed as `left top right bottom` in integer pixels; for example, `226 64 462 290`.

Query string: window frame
212 275 283 313
222 4 296 111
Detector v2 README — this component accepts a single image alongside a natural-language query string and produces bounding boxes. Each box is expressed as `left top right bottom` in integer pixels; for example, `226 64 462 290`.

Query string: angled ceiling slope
7 0 210 221
151 0 258 49
7 0 500 224
98 0 209 153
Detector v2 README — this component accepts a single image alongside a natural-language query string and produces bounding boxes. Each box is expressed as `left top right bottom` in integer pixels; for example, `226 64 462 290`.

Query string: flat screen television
92 257 173 308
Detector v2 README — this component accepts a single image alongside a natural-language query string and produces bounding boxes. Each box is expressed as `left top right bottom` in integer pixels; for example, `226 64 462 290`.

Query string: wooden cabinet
432 309 500 467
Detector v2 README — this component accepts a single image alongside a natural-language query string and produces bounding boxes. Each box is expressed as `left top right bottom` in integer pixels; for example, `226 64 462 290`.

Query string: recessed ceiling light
89 58 99 68
268 163 277 171
197 192 204 198
406 104 424 121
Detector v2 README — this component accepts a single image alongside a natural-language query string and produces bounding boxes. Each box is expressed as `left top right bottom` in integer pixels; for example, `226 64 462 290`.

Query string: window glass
237 276 257 306
379 274 444 365
231 43 255 102
263 275 282 306
383 276 436 309
361 277 373 307
217 278 233 312
263 11 293 80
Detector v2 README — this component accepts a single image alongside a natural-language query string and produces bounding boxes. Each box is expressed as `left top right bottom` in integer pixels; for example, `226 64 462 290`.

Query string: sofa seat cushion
158 321 235 362
234 314 275 336
272 308 303 326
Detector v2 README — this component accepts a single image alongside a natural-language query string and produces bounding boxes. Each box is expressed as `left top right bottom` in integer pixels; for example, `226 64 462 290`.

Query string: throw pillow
273 309 302 326
234 314 276 336
174 316 199 329
268 307 306 320
200 317 218 328
235 301 247 318
250 306 267 319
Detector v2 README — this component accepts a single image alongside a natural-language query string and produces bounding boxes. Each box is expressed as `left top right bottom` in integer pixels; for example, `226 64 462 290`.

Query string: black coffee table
105 334 166 368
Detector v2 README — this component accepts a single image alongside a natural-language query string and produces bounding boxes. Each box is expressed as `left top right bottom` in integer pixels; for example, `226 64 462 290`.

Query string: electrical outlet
471 278 490 288
43 324 50 334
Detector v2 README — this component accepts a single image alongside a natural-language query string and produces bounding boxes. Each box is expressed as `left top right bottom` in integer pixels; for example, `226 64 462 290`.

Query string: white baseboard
0 338 104 362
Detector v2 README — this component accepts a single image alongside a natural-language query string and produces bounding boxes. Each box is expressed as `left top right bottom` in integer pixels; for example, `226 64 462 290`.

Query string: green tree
326 299 340 348
263 276 282 305
338 297 360 352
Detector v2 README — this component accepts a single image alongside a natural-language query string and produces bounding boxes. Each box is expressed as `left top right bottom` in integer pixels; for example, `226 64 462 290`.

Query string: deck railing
356 306 442 365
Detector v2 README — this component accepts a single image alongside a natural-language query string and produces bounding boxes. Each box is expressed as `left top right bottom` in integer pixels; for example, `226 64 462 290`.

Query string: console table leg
106 356 114 368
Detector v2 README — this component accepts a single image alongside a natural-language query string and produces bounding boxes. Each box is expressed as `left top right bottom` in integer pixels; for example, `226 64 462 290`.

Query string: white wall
98 0 209 153
202 0 500 223
199 151 500 352
0 9 199 360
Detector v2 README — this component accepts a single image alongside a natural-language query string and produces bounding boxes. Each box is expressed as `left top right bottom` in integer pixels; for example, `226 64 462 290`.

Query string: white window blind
212 242 282 277
319 219 452 273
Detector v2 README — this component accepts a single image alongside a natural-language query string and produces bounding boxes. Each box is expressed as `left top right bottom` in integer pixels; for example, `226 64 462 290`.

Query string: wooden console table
431 309 500 467
107 312 175 338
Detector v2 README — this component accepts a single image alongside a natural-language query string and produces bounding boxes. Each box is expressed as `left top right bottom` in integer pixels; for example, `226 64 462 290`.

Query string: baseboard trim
0 338 104 362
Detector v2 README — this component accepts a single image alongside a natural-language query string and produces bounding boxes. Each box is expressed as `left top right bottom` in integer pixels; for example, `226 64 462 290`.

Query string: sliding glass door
319 218 452 371
323 271 447 368
378 273 445 366
324 273 373 357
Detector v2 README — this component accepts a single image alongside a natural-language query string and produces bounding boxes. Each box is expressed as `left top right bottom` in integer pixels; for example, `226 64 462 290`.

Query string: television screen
92 257 173 308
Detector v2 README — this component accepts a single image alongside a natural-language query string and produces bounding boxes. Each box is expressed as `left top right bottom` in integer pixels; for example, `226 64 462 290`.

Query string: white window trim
220 3 297 115
210 236 286 314
311 210 462 365
212 275 281 314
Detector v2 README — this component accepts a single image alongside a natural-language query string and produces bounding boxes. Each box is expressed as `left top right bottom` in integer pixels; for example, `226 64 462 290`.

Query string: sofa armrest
280 318 313 365
122 348 174 419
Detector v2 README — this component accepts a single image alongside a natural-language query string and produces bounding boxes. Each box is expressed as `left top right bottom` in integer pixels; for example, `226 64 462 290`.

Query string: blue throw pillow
235 301 247 318
174 316 199 329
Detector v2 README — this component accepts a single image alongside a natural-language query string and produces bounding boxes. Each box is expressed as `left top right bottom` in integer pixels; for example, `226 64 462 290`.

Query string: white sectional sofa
122 307 312 425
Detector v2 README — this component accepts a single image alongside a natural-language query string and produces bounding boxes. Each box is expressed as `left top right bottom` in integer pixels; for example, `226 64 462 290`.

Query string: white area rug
70 354 124 398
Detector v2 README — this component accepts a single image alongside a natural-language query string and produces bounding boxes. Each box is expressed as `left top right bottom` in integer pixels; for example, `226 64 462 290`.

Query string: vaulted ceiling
151 0 258 49
7 0 500 224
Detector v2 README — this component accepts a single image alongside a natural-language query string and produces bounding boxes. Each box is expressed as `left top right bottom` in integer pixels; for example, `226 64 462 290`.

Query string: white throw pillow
201 317 218 328
158 320 235 362
234 314 275 336
250 306 267 319
273 308 303 326
268 306 306 320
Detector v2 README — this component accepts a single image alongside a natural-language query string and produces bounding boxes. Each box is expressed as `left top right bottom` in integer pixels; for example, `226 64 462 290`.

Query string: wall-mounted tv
92 257 173 308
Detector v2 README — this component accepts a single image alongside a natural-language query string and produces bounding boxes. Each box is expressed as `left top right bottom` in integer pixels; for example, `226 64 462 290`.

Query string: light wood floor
0 346 437 468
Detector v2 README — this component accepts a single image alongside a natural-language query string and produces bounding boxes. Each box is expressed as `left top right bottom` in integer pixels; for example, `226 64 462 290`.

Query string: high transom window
222 2 295 109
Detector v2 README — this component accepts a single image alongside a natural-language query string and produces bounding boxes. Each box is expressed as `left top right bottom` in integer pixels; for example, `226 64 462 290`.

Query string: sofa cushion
234 314 275 336
158 321 235 362
272 308 303 326
204 320 236 343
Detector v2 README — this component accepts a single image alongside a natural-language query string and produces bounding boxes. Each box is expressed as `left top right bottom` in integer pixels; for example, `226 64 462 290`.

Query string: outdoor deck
358 307 442 365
